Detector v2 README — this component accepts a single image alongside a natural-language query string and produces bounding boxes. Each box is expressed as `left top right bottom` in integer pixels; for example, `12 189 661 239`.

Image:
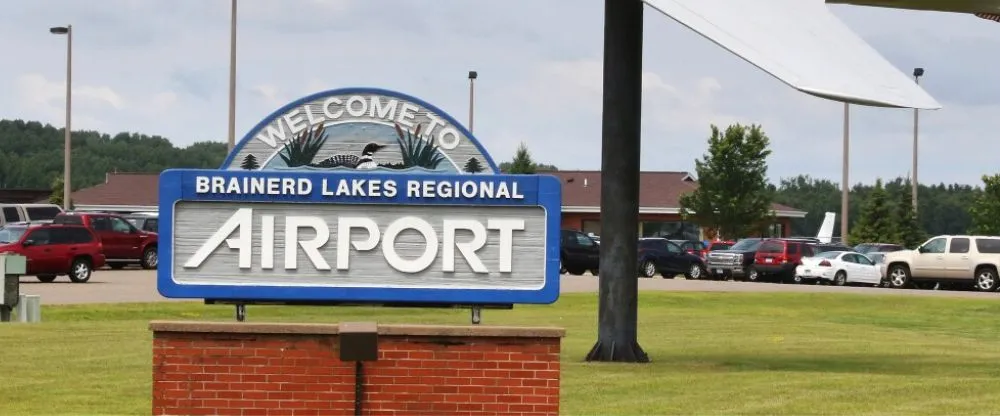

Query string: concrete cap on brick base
149 320 566 338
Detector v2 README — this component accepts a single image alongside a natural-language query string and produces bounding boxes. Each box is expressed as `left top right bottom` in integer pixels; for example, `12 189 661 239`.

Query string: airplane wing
827 0 1000 14
644 0 942 110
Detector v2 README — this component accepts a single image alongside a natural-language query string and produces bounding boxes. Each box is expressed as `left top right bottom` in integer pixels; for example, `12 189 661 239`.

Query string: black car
560 229 599 275
705 237 767 280
809 242 854 254
637 238 707 279
853 242 904 254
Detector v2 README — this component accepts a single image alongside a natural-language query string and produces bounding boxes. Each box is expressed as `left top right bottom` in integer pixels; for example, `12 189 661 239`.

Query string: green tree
773 175 841 236
505 142 537 174
847 179 895 245
892 181 926 248
679 123 775 239
47 176 73 209
463 157 484 174
970 173 1000 235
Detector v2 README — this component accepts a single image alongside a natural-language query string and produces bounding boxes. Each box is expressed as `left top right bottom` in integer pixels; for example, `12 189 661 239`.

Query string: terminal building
69 170 806 240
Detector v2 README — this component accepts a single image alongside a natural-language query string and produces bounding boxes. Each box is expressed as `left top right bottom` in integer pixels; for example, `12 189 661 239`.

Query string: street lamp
227 0 238 151
50 25 72 211
467 71 477 133
912 67 924 211
841 102 850 243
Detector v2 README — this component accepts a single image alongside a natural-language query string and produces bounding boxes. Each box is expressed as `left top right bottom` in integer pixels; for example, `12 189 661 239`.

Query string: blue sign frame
157 168 562 305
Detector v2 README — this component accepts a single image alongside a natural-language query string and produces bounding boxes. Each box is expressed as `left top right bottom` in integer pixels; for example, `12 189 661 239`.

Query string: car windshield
0 226 26 244
730 239 761 251
854 244 874 253
868 253 886 263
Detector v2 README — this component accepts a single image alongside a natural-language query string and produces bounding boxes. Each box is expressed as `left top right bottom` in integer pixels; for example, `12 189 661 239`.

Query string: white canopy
644 0 943 109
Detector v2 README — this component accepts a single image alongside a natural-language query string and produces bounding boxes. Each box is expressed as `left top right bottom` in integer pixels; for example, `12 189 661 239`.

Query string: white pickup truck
883 235 1000 291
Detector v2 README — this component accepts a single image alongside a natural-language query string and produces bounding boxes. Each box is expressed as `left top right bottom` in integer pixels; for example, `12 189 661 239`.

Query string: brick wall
150 321 564 416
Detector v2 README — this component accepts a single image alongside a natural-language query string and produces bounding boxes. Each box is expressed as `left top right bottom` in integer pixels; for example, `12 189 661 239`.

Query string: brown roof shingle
71 170 804 215
548 170 804 214
71 172 160 207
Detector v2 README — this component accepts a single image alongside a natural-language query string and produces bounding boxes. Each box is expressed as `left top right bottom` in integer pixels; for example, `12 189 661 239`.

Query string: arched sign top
222 87 500 175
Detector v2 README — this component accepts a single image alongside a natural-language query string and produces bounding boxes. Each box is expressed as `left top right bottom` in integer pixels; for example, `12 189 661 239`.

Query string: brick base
150 321 564 416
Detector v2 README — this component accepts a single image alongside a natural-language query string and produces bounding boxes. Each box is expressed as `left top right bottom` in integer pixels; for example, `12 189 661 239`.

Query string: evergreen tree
463 157 484 174
970 173 1000 235
48 176 74 209
848 179 895 245
506 142 537 174
678 123 775 239
241 154 260 170
892 181 926 248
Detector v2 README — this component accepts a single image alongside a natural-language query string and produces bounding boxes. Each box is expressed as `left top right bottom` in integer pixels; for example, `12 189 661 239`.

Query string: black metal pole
585 0 649 363
354 361 364 416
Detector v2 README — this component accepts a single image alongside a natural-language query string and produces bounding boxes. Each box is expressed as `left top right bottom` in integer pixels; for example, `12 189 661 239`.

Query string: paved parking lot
14 269 1000 305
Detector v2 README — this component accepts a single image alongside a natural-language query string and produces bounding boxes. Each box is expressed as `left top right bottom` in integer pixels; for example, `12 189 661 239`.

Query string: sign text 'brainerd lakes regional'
157 88 561 306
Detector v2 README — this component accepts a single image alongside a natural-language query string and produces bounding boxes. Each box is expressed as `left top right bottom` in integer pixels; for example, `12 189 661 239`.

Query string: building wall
151 321 563 416
561 212 793 240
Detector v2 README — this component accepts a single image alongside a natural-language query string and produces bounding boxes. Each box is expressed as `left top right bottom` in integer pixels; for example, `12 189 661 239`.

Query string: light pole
841 102 850 243
467 71 477 133
50 25 72 211
912 67 924 211
227 0 238 151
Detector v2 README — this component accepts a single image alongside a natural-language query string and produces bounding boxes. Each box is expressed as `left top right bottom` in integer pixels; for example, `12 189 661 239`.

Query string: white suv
883 235 1000 291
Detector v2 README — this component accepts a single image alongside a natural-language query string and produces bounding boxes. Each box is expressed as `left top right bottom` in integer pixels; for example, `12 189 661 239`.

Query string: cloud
1 0 998 186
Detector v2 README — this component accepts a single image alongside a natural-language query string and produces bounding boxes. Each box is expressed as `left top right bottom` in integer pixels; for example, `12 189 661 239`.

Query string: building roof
70 172 160 211
548 170 805 218
0 189 53 204
70 170 806 217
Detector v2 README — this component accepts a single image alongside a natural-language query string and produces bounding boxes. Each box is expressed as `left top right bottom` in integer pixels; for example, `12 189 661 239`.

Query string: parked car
670 239 708 257
705 237 767 281
637 238 707 279
708 240 735 251
883 235 1000 291
0 222 105 283
750 238 815 283
854 243 905 254
0 203 64 227
123 212 159 233
52 212 159 270
808 242 854 254
865 251 891 287
560 229 599 275
795 250 882 286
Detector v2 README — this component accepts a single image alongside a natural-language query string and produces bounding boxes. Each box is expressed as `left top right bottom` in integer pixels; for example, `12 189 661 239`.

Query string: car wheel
638 261 656 278
68 258 92 283
974 266 999 292
746 266 760 282
141 247 158 269
888 265 911 289
685 263 703 280
834 271 847 286
36 275 57 283
793 274 803 284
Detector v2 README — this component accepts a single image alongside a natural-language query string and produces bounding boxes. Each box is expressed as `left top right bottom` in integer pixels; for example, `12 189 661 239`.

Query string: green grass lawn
4 292 1000 415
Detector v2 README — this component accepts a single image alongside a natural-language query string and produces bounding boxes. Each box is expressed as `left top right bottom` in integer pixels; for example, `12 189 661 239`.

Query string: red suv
0 222 106 283
52 212 158 270
749 238 815 283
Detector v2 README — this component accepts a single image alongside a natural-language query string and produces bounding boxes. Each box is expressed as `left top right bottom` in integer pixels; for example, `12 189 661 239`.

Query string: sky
2 0 998 187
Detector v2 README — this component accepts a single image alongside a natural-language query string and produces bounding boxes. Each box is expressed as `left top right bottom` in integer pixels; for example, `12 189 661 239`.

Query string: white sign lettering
192 175 525 200
254 95 462 150
183 208 526 274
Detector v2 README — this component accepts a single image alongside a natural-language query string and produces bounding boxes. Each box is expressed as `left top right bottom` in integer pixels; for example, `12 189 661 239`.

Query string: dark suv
853 243 904 254
638 238 707 279
0 222 106 283
750 238 819 283
53 212 159 270
560 229 599 275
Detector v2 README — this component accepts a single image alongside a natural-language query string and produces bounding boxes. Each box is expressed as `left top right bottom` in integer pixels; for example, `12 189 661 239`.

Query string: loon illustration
309 142 387 169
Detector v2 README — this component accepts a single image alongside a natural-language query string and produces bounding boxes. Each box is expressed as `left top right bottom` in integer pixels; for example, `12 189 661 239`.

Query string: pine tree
892 181 926 248
463 157 484 174
241 154 260 170
507 142 536 174
848 179 895 245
